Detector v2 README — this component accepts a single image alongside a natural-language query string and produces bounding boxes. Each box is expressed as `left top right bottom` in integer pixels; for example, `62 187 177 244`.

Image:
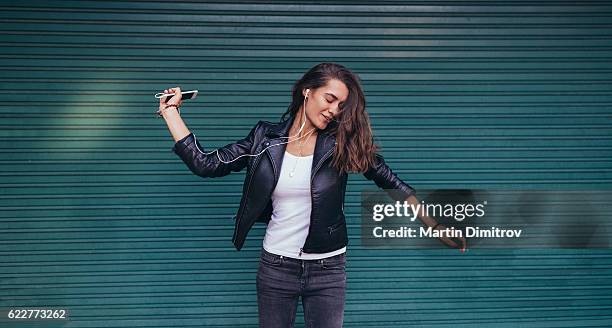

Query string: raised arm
160 86 261 178
160 87 191 142
171 122 261 178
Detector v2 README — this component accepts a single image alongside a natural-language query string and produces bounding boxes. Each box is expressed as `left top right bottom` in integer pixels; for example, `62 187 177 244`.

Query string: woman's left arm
363 153 416 199
363 153 466 251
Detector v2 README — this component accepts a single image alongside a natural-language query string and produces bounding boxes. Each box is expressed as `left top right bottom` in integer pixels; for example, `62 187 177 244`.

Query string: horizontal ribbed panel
1 1 611 327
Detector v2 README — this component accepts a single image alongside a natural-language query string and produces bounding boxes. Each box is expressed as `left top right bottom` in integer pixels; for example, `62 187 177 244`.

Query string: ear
303 88 310 98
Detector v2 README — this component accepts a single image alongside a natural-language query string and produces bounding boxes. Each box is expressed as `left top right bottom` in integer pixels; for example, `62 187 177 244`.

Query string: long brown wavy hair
281 62 378 174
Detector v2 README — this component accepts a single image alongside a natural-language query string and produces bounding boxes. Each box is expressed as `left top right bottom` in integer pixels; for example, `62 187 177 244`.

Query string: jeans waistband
261 248 346 264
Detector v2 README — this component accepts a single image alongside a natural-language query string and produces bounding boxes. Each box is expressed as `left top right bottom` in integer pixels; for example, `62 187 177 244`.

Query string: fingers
159 88 169 105
460 237 467 253
167 87 181 95
441 236 468 253
436 225 467 253
159 87 182 106
455 236 467 253
173 87 182 107
443 237 458 249
165 87 182 106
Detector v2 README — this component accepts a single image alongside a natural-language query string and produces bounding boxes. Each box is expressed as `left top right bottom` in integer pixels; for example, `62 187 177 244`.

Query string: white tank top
262 151 346 259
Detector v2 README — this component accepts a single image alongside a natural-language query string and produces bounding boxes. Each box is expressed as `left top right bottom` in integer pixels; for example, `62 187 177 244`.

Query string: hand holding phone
155 90 198 101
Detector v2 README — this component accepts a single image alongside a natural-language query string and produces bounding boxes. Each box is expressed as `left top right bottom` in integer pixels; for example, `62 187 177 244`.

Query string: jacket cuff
383 185 416 203
172 133 195 155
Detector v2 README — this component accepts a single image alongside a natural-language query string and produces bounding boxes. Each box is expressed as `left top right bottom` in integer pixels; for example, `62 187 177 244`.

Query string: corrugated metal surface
1 1 611 327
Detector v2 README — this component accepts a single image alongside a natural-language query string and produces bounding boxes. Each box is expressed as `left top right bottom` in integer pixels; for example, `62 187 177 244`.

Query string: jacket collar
265 116 293 138
264 116 337 183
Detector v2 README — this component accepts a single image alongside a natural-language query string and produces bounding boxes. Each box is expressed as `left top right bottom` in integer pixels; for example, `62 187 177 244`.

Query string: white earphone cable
191 91 316 164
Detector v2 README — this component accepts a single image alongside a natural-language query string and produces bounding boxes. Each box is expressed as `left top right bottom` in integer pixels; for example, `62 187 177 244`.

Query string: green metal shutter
1 1 611 327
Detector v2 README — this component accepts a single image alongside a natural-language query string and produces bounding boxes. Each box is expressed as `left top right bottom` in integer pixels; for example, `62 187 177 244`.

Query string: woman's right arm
159 87 261 178
160 87 191 142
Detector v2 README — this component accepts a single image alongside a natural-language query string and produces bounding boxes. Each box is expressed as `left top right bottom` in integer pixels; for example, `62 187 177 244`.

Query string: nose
328 105 340 117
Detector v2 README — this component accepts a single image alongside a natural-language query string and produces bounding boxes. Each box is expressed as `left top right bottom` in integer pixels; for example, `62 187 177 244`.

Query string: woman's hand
434 224 467 253
159 87 183 108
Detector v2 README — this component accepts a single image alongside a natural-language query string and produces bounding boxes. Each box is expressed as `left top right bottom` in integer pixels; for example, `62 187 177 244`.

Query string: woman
158 62 465 328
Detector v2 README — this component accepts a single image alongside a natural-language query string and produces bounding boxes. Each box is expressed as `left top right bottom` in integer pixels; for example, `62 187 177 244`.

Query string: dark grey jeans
256 248 347 328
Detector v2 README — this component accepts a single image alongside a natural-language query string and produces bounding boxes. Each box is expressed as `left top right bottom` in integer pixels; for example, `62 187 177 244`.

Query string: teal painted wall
1 1 611 327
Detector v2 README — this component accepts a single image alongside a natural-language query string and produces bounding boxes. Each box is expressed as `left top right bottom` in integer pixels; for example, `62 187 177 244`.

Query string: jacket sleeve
363 153 416 201
171 121 262 178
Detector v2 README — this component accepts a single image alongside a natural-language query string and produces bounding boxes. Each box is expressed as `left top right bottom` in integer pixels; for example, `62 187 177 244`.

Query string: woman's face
301 79 349 130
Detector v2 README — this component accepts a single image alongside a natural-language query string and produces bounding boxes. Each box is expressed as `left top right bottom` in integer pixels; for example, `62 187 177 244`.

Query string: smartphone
155 90 198 101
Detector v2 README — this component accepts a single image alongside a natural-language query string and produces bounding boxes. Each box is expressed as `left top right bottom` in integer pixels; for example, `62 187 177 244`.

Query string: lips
321 114 332 123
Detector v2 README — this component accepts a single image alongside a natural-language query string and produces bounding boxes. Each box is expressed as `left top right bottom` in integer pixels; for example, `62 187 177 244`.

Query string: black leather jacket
172 117 416 253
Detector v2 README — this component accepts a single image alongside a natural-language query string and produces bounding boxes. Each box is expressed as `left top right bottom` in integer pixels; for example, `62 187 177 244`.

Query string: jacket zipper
328 220 343 234
310 147 335 183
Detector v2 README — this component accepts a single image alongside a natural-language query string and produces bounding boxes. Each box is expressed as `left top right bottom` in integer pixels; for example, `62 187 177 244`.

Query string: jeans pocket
322 254 346 271
260 253 282 267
